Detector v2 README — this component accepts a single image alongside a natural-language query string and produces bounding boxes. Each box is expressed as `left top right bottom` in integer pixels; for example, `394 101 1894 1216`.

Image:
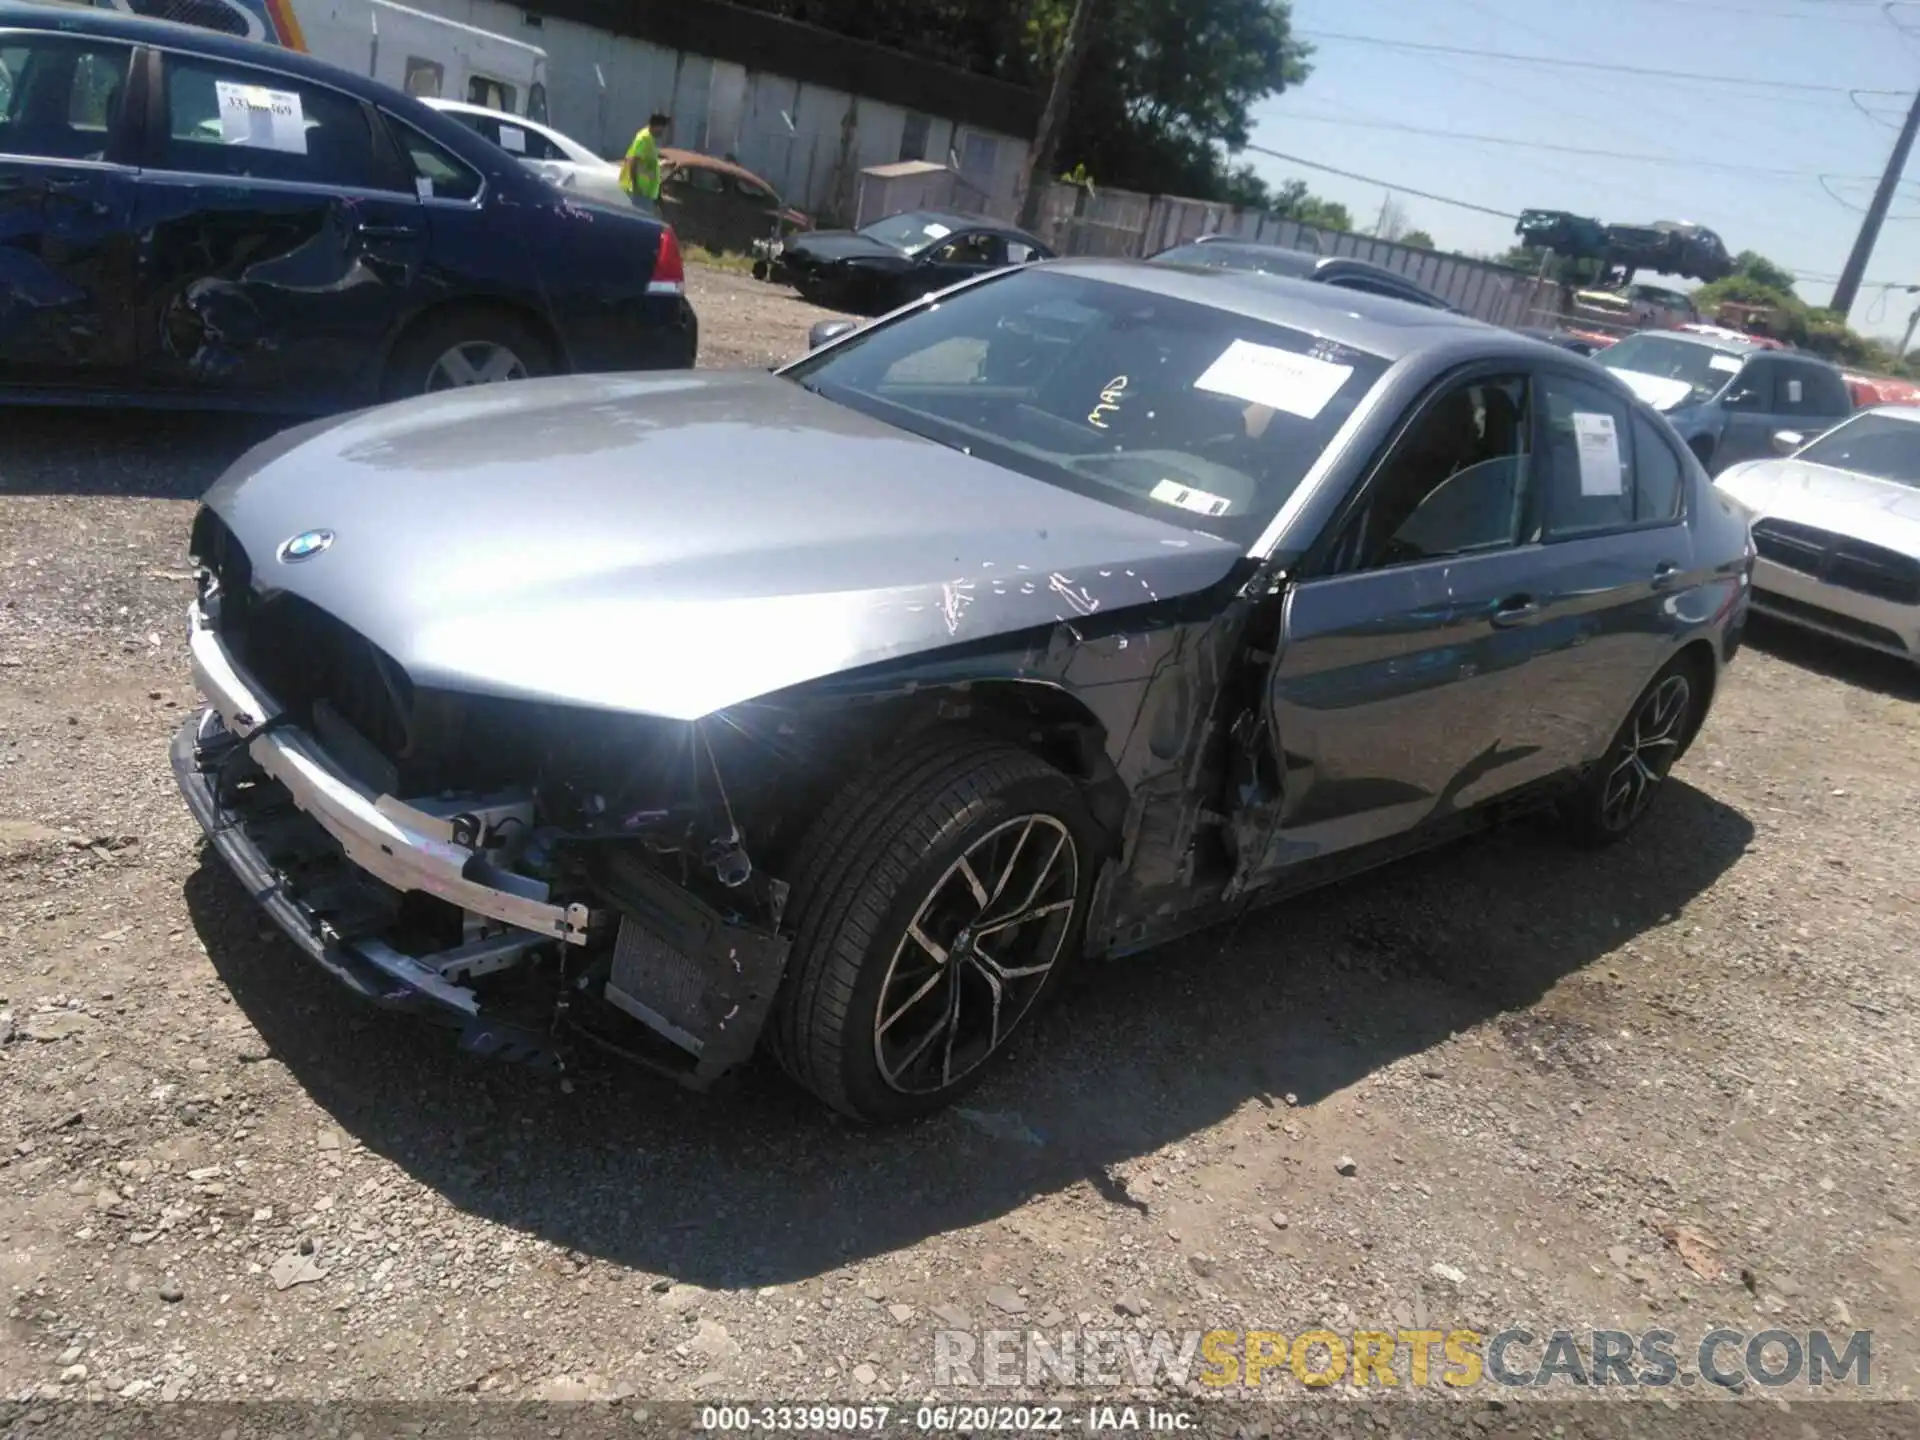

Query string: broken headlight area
180 557 814 1080
181 694 797 1085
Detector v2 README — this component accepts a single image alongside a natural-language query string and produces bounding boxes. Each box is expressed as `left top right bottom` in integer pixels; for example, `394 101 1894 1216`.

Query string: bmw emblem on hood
277 529 335 563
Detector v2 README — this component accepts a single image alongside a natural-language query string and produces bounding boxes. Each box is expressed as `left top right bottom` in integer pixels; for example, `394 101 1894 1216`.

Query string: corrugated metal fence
1034 183 1556 329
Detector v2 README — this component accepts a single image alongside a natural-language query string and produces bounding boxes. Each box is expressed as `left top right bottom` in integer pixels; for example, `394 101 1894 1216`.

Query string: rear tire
1561 653 1704 846
383 308 554 401
769 733 1097 1123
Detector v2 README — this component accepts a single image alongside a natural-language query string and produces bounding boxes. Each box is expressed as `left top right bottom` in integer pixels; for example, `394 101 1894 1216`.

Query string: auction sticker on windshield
1195 340 1353 420
1150 479 1233 517
499 125 526 153
1709 354 1743 373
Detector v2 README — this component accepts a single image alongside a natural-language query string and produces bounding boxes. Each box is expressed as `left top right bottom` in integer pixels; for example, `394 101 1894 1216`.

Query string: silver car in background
1715 407 1920 661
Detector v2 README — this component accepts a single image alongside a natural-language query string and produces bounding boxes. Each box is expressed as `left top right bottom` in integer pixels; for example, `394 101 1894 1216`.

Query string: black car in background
0 1 694 410
1150 236 1459 312
779 210 1052 314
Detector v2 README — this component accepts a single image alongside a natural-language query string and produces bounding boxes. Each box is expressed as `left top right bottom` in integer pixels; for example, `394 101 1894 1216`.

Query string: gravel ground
2 267 1918 1430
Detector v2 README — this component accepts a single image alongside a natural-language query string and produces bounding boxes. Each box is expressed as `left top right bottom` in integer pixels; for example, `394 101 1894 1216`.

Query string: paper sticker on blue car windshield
1195 340 1353 420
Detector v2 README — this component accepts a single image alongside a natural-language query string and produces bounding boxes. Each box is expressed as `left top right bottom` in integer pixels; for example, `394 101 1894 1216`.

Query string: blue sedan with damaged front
171 260 1754 1122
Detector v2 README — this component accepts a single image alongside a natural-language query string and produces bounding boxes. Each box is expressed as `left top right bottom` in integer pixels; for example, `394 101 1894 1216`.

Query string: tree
1261 177 1348 231
1369 196 1409 242
735 0 1315 207
1401 229 1436 250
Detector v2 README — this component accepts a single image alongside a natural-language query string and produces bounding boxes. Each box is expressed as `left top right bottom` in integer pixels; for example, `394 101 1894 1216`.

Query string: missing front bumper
173 706 792 1087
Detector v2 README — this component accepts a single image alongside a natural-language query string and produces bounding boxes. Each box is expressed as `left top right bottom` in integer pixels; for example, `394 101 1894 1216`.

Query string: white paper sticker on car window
415 176 434 200
1573 412 1624 497
1150 478 1233 517
215 80 308 154
1708 354 1742 373
922 222 953 240
498 124 526 153
1786 378 1804 404
1193 340 1354 420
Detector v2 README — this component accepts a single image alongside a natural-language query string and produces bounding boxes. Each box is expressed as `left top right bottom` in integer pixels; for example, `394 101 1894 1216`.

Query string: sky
1245 0 1920 341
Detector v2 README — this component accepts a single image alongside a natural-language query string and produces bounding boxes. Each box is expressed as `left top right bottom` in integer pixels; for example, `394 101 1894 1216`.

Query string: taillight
648 227 685 296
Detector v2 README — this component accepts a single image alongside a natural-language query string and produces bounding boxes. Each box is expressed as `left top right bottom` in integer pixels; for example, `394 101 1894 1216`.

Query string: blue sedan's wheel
770 733 1097 1122
384 308 553 401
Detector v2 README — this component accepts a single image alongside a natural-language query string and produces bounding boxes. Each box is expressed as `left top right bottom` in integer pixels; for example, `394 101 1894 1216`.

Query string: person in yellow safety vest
620 111 672 203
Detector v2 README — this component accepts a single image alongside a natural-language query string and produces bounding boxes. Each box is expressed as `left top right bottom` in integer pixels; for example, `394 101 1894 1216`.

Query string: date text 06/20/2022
697 1405 1192 1431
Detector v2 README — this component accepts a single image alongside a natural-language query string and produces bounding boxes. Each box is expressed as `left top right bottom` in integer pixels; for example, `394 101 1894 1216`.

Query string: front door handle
354 222 417 240
1490 594 1539 628
1651 562 1679 590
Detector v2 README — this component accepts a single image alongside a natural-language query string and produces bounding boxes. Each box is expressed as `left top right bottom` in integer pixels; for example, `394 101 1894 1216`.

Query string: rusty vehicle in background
657 147 810 254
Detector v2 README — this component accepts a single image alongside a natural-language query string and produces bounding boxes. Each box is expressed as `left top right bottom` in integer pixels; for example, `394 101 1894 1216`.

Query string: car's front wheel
770 733 1097 1122
1564 654 1704 844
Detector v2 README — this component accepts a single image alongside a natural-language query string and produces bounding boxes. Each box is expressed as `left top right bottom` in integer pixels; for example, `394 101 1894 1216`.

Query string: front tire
1563 654 1703 845
770 734 1097 1122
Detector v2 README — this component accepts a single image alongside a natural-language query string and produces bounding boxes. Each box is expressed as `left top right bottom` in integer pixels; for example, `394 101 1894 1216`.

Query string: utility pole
1018 0 1098 234
1833 88 1920 317
1899 288 1920 363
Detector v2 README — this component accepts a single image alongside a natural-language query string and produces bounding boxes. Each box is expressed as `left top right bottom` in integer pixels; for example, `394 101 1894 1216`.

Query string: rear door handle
1490 595 1539 628
1651 562 1680 590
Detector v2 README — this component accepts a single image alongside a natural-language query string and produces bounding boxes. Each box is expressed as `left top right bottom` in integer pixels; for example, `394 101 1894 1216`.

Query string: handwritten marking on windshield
1087 375 1129 430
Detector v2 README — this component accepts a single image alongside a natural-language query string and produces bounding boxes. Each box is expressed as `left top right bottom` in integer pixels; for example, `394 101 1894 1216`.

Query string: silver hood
1716 457 1920 559
202 371 1244 721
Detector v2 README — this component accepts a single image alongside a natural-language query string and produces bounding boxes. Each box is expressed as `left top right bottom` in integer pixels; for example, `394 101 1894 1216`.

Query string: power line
1298 29 1913 97
1271 110 1905 181
1243 144 1518 218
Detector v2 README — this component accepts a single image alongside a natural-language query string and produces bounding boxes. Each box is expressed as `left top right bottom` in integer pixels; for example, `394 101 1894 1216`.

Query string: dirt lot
2 267 1919 1426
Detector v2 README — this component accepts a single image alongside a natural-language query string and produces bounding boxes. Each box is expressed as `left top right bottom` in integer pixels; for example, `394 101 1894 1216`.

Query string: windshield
1151 242 1316 278
1600 333 1745 407
858 212 965 254
781 269 1390 544
1796 411 1920 487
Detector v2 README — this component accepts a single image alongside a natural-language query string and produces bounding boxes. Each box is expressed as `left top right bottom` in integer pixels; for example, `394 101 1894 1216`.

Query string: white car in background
1715 406 1920 663
421 98 648 213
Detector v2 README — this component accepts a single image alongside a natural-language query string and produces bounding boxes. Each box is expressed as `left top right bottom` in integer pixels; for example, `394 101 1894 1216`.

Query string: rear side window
0 36 132 162
1631 414 1687 523
392 121 483 202
159 57 383 190
1777 361 1851 418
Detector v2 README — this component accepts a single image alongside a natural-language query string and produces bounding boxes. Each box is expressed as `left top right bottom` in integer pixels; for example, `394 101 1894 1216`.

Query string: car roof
876 209 1046 246
658 148 780 188
1046 258 1500 361
0 0 519 173
1626 328 1764 356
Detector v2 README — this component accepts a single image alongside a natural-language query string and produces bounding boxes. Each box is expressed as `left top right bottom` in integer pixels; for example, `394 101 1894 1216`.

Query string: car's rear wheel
770 733 1096 1122
384 308 554 401
1563 654 1703 845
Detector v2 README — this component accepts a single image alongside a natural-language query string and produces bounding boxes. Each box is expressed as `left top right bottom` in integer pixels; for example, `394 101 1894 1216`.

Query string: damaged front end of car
172 512 817 1086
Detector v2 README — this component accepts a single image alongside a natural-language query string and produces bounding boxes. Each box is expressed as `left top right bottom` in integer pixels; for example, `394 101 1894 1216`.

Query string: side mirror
1771 429 1804 456
808 319 857 350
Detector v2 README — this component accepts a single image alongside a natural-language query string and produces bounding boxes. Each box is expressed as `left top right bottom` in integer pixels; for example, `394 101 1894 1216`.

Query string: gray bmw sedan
172 260 1755 1120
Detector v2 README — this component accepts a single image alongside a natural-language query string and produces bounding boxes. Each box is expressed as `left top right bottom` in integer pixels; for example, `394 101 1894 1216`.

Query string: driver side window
1329 373 1534 573
934 233 1005 267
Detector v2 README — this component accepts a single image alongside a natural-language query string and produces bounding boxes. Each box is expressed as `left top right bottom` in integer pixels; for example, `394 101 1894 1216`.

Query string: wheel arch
1670 635 1719 760
961 679 1129 850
